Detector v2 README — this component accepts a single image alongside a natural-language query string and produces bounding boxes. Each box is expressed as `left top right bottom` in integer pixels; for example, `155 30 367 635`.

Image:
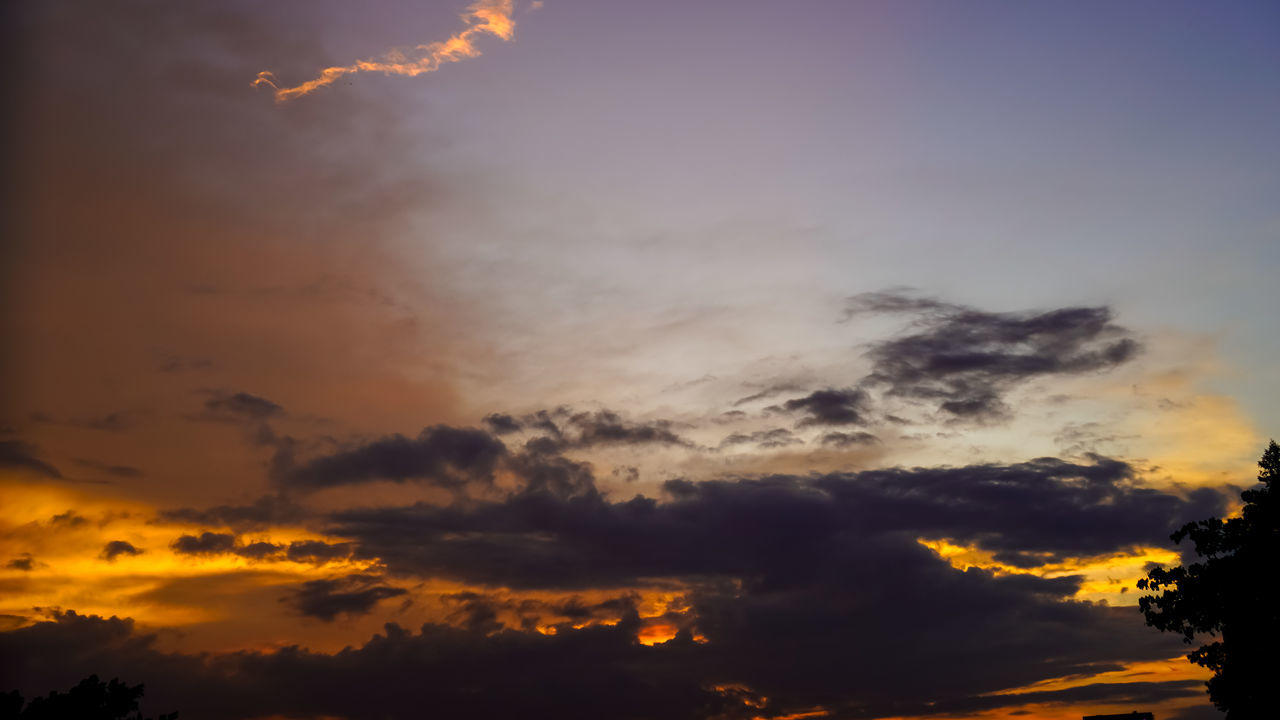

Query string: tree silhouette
0 675 176 720
1137 440 1279 717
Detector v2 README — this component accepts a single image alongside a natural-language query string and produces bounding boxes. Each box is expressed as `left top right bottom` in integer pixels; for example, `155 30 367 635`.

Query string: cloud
253 0 521 102
158 495 308 533
719 428 802 449
236 541 285 560
100 541 143 561
511 408 694 451
273 425 506 491
437 590 645 635
169 532 319 562
482 412 522 434
819 431 879 448
503 448 600 499
839 677 1204 718
74 459 144 478
50 511 89 528
0 595 1193 720
564 410 691 449
777 389 872 427
284 574 408 621
848 290 1141 421
31 411 141 432
733 383 808 406
182 390 286 448
0 440 62 479
196 391 284 422
842 289 958 318
269 418 664 497
328 455 1228 590
441 591 507 634
285 540 354 564
5 554 37 571
171 532 238 556
0 611 725 720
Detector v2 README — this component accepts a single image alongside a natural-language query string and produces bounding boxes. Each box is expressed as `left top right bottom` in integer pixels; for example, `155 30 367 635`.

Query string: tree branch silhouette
1137 440 1279 717
1 674 176 720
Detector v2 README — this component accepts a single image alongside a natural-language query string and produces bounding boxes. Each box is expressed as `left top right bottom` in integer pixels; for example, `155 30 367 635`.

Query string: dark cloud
284 574 408 621
73 458 144 478
1054 421 1137 456
285 540 353 564
5 555 36 571
158 494 307 532
545 409 691 448
719 428 801 449
0 440 62 479
441 591 506 634
733 383 807 406
100 541 142 561
503 449 600 499
171 532 237 556
509 408 693 450
0 591 1193 720
522 409 567 437
195 391 284 422
566 410 691 448
311 459 1217 715
713 410 748 424
611 465 640 483
849 290 1141 421
840 677 1205 718
1166 703 1230 720
236 541 284 560
271 423 610 499
273 425 506 491
30 410 141 432
188 391 285 446
819 431 879 447
0 611 729 720
843 289 957 318
329 455 1227 589
811 456 1228 566
481 412 522 434
437 590 642 635
50 511 88 528
777 388 871 427
168 532 294 561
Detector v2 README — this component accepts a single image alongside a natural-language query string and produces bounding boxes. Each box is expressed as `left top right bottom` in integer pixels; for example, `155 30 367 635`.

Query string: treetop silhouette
1 674 176 720
1137 440 1279 717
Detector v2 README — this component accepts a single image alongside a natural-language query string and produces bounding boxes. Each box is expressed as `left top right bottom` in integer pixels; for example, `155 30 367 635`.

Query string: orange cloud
254 0 522 102
917 537 1182 606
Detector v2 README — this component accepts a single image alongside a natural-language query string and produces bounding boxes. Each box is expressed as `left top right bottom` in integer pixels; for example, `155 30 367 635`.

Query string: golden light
917 537 1181 605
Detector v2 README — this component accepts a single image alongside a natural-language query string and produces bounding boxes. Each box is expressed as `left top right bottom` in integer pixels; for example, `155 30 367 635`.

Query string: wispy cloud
253 0 523 102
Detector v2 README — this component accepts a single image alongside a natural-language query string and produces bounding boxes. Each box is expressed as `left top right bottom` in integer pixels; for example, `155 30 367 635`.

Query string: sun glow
0 479 371 629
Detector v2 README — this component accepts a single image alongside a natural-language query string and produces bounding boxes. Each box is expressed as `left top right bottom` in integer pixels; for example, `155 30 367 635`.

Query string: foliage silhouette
1137 440 1279 717
0 675 177 720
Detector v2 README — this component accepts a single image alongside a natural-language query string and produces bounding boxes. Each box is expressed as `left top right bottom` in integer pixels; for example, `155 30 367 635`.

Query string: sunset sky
3 1 1278 718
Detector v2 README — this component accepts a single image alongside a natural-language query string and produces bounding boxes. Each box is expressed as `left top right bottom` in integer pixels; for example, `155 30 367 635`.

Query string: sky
2 1 1278 718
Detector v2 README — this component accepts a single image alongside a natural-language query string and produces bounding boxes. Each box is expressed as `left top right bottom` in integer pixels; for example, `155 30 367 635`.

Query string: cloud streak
285 574 408 621
253 0 521 102
849 291 1141 421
